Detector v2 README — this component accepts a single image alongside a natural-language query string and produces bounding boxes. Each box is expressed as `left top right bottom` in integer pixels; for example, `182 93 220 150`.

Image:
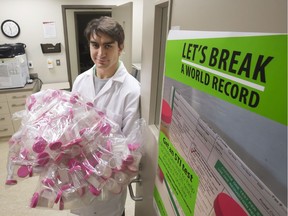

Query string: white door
112 2 133 73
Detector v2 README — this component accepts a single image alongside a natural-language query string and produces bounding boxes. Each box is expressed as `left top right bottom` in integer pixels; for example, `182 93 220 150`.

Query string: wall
0 0 143 84
171 0 287 33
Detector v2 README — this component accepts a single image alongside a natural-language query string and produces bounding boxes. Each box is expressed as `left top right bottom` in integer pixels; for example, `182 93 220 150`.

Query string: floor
0 137 135 216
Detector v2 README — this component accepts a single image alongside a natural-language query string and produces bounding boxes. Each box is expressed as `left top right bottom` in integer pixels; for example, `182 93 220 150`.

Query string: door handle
128 174 143 201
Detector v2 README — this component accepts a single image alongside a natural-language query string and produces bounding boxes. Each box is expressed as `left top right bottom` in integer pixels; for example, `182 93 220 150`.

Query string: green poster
153 30 287 216
165 34 287 125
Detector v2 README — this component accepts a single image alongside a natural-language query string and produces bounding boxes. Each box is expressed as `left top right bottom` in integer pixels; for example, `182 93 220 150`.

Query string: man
71 16 140 216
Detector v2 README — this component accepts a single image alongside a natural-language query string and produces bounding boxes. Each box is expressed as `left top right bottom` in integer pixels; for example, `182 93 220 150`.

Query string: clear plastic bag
5 89 146 210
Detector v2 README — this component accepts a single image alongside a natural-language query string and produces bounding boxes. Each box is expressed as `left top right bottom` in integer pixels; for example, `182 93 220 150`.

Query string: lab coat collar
110 61 127 83
90 61 127 83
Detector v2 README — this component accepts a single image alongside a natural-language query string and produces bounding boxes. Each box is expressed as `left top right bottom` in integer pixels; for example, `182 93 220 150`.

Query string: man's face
89 32 123 77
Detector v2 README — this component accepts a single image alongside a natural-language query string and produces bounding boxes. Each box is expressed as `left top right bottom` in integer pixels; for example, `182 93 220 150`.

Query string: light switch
28 61 33 68
56 59 61 66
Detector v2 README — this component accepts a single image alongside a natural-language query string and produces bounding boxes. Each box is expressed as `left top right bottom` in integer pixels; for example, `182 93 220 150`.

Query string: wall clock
1 19 20 38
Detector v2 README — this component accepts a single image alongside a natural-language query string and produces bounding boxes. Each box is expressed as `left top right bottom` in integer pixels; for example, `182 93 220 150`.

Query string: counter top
0 80 41 94
41 82 70 91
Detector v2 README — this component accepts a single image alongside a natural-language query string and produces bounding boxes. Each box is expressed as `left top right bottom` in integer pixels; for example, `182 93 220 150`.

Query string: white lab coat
72 61 141 136
71 61 140 216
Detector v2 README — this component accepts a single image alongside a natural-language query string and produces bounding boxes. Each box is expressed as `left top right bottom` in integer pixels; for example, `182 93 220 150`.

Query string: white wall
171 0 287 33
0 0 143 84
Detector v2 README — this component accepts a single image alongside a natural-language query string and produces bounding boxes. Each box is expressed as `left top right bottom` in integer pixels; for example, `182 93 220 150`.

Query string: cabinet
0 80 41 138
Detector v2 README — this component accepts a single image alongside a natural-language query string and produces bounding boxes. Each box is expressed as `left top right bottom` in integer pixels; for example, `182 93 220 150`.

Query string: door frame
135 1 172 215
152 1 169 127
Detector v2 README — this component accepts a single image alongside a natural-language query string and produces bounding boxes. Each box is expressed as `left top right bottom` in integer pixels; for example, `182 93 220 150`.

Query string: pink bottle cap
69 165 82 174
37 152 50 166
68 108 74 119
79 128 88 136
68 158 81 169
89 185 101 196
32 138 47 153
86 102 94 108
86 155 98 167
95 151 102 158
20 148 29 159
43 95 52 103
27 95 36 111
55 191 63 204
5 179 17 185
49 141 62 151
54 153 63 164
54 185 71 205
122 155 134 165
61 183 72 191
17 165 32 178
59 197 64 210
70 95 79 104
42 178 55 187
214 193 248 216
52 89 61 98
106 140 112 151
84 169 94 180
98 111 105 116
128 143 141 151
161 99 172 124
30 192 39 208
